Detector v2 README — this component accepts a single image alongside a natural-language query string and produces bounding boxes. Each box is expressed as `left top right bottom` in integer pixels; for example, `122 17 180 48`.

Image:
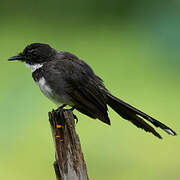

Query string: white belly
37 77 53 98
36 77 72 106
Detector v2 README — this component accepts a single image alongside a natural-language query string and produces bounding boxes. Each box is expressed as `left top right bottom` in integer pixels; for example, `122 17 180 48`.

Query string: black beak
8 55 23 61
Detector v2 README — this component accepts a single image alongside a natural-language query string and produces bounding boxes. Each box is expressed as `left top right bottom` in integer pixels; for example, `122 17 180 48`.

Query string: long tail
106 93 177 139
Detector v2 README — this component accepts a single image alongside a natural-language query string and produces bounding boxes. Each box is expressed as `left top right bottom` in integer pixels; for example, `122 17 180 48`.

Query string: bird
8 43 177 139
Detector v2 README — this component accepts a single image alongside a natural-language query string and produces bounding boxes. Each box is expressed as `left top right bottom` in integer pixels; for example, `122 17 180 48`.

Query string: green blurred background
0 0 180 179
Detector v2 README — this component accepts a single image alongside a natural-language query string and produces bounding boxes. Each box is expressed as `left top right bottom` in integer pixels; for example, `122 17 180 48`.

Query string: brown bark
49 109 89 180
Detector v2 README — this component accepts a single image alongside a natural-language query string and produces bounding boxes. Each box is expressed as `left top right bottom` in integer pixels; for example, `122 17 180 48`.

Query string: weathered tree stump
48 109 89 180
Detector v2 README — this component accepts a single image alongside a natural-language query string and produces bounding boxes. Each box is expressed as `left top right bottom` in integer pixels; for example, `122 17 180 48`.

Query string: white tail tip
164 129 177 136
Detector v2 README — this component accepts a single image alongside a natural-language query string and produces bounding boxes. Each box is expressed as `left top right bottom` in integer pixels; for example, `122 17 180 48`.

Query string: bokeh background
0 0 180 179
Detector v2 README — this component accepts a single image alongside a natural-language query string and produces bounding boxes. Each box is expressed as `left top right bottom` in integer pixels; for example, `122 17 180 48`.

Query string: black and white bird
8 43 177 139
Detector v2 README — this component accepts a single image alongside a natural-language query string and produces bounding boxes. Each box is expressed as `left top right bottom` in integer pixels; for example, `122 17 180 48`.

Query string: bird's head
8 43 56 65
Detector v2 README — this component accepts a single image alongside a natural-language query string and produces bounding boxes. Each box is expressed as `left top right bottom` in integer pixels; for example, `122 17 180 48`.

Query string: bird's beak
8 55 23 61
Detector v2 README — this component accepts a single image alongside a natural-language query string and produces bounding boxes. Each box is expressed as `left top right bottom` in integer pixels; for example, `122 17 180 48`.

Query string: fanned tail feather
106 93 177 138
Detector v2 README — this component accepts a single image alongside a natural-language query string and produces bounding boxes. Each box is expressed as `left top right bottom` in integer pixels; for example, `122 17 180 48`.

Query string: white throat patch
25 63 43 72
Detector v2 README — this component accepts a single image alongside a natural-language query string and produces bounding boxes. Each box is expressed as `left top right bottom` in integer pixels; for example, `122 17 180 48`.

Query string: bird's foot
55 105 78 125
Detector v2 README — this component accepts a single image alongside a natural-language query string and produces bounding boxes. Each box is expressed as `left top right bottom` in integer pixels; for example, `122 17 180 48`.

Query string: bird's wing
44 53 110 125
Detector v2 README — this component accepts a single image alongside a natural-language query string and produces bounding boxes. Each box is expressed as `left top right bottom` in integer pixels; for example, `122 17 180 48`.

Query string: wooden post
48 109 89 180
